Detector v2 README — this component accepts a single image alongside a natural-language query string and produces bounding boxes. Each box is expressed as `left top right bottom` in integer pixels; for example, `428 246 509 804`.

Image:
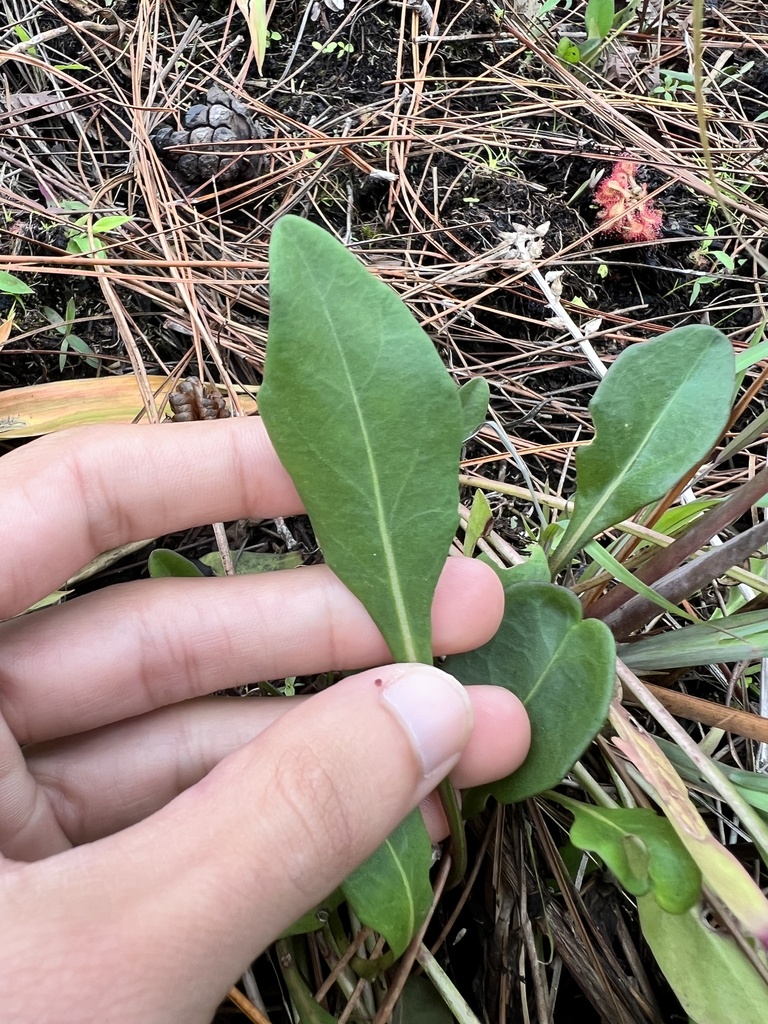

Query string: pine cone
168 377 231 421
151 86 265 184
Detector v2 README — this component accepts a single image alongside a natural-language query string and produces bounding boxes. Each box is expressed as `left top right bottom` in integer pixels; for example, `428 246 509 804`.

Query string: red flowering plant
594 160 663 242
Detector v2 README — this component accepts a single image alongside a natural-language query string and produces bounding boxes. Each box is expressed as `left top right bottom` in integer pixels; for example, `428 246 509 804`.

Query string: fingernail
382 665 473 778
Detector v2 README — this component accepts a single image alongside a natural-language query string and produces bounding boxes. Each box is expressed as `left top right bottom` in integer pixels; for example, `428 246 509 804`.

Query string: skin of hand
0 418 530 1023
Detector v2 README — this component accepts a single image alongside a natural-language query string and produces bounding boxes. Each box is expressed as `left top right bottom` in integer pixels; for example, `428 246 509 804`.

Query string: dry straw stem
632 683 768 746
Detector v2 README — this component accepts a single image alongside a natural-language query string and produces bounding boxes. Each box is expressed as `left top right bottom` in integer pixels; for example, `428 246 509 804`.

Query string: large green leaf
638 897 768 1024
340 809 433 973
445 582 615 811
260 215 464 663
620 608 768 671
550 796 701 914
550 326 734 573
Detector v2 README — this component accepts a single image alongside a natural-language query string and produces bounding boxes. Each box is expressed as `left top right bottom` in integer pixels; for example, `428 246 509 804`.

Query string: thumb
4 664 474 1023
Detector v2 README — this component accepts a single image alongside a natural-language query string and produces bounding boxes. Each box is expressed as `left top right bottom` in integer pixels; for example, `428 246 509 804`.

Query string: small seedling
63 209 133 257
311 39 354 58
556 0 635 68
43 297 99 372
0 270 34 300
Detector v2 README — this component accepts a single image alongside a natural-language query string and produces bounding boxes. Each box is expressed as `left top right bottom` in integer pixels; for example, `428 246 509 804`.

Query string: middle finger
0 557 502 745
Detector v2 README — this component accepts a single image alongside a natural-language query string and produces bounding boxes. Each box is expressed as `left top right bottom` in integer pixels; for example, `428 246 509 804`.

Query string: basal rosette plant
159 215 768 1020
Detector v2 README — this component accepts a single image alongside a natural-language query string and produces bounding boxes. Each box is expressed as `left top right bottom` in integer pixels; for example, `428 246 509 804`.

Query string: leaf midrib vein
322 287 416 662
569 353 711 555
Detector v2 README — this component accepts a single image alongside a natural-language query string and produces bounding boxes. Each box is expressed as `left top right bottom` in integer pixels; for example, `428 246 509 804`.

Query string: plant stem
437 777 467 887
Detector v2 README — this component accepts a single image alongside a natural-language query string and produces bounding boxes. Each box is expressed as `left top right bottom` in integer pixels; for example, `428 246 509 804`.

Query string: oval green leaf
200 550 303 575
551 796 701 914
0 270 34 296
551 326 735 572
446 582 615 810
148 548 204 578
340 808 433 972
638 897 768 1024
585 0 615 38
260 216 464 663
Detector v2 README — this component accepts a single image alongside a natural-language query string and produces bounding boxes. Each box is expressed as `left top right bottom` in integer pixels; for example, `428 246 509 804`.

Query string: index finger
0 418 303 619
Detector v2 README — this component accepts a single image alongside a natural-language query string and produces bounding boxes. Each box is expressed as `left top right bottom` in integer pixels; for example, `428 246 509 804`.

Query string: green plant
651 68 696 102
156 217 768 1018
311 39 355 58
57 202 133 257
43 297 99 372
556 0 636 67
0 270 34 301
236 0 270 73
687 221 745 304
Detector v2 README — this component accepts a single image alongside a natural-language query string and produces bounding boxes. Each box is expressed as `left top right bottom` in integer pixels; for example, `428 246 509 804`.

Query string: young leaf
90 215 132 234
585 0 614 38
463 489 492 556
638 896 768 1024
0 270 34 295
43 306 65 331
480 545 551 586
457 377 490 440
445 582 615 811
66 334 100 369
260 216 464 664
340 809 433 972
550 326 734 573
556 37 581 63
612 704 768 945
200 551 303 575
550 796 701 914
236 0 268 73
148 549 204 578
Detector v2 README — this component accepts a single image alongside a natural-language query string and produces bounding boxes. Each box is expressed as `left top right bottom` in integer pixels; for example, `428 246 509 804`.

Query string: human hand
0 418 530 1023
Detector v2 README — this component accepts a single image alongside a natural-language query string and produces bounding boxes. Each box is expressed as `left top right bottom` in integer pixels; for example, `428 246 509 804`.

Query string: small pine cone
168 377 231 421
150 85 265 184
